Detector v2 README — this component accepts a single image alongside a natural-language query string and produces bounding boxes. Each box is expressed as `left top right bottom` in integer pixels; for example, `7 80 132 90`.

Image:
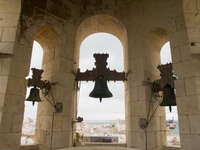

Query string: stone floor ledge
57 146 141 150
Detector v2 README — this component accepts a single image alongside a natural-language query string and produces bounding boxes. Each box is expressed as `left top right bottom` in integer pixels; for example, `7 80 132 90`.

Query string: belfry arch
74 15 128 70
74 14 129 144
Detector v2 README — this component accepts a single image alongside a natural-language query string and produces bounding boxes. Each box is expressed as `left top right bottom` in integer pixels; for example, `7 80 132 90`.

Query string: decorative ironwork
75 53 127 102
26 68 56 105
76 54 127 81
152 63 177 112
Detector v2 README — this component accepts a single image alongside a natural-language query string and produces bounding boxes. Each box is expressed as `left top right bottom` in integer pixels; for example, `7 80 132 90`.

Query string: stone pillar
0 1 31 149
126 32 166 150
35 25 76 150
169 4 200 149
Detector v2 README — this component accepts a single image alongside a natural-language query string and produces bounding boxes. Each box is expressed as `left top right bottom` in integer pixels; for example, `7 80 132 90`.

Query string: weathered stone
0 0 199 150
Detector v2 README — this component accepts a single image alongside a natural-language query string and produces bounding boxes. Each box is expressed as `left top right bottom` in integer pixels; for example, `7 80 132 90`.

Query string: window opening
160 41 180 147
76 33 126 144
21 41 43 145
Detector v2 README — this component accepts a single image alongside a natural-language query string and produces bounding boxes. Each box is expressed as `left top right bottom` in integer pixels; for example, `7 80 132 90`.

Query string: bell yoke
75 53 127 102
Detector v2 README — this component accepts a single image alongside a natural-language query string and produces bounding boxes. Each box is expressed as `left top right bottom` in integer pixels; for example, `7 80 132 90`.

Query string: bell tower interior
1 1 200 150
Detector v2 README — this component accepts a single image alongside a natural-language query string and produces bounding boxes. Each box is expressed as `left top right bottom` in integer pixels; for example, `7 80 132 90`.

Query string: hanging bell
26 87 41 106
160 84 176 112
89 76 113 102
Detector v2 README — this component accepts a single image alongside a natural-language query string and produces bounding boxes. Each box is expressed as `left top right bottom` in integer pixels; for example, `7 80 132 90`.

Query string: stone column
35 24 76 150
169 5 200 149
0 1 32 149
126 31 166 150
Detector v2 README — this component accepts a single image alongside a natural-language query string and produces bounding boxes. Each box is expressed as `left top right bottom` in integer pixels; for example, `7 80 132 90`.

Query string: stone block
13 44 33 63
0 28 2 41
0 42 14 54
0 112 13 133
170 46 182 63
185 77 200 96
2 94 24 113
146 131 158 149
52 131 70 148
2 28 17 42
181 134 200 150
0 76 8 93
176 95 200 115
131 131 145 149
127 116 142 132
0 93 5 107
147 116 161 132
159 116 167 131
173 63 184 80
36 101 54 116
0 0 21 13
6 77 26 96
10 114 24 133
0 133 21 148
174 79 186 97
53 115 71 131
35 129 51 146
51 86 67 101
19 145 39 150
131 100 147 116
189 115 200 134
57 58 74 74
36 115 52 131
9 60 29 78
0 59 11 76
0 112 2 124
177 60 200 78
169 30 188 47
0 13 19 27
178 115 191 134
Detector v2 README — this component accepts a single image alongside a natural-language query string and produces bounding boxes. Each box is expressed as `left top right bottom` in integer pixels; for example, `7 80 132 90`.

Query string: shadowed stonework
0 0 200 150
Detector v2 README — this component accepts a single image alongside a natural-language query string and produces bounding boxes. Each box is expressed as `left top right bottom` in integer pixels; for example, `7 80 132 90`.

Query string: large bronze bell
160 84 176 112
26 87 41 105
89 76 113 102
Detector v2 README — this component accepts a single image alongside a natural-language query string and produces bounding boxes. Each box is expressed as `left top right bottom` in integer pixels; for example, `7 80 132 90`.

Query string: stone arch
74 14 128 144
17 22 72 149
145 27 169 77
33 26 60 74
74 14 128 71
143 27 171 147
29 25 71 149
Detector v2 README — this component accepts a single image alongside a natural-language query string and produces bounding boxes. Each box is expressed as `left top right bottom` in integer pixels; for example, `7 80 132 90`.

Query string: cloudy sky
24 33 178 121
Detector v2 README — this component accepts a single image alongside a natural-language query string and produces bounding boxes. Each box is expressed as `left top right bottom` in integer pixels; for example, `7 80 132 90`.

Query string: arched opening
160 41 180 147
20 25 72 149
74 15 128 145
76 33 126 144
21 41 43 145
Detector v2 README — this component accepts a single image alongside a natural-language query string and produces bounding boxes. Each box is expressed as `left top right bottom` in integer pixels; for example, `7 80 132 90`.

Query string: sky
23 41 43 120
23 33 178 121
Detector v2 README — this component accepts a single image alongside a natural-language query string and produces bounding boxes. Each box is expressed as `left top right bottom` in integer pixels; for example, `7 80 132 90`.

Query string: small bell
89 76 113 102
26 87 41 105
160 84 176 112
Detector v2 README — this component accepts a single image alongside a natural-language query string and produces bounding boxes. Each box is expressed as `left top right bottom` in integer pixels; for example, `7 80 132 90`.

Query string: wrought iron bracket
75 53 127 82
27 68 57 95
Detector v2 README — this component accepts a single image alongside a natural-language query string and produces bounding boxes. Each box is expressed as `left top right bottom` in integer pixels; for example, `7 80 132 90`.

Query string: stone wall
0 0 23 149
0 0 200 150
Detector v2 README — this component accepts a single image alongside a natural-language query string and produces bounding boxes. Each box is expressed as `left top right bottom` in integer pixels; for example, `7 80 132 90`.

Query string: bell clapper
99 98 102 103
169 106 172 112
